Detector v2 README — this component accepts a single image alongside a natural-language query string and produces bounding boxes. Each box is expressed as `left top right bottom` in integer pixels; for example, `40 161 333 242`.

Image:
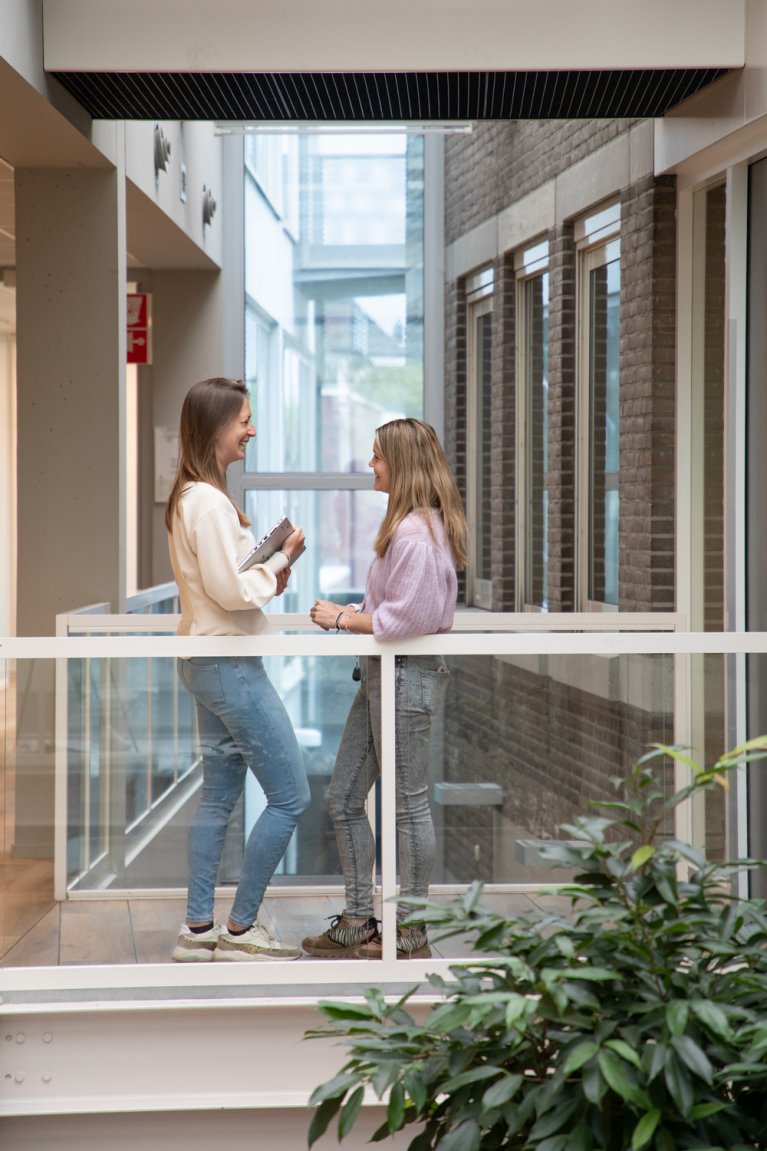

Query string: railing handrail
51 609 687 637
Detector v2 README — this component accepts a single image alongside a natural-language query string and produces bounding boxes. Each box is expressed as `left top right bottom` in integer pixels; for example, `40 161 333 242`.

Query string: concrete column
13 158 126 858
15 161 127 634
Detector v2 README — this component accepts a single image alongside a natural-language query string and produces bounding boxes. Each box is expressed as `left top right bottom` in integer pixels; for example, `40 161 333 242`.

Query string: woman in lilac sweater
304 418 467 959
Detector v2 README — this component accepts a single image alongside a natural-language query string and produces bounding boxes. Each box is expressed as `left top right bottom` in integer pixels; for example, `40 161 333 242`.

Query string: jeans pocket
179 657 225 708
406 665 450 716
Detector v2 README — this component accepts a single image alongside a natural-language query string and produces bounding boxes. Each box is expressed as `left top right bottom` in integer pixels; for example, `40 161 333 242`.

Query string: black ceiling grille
51 68 730 122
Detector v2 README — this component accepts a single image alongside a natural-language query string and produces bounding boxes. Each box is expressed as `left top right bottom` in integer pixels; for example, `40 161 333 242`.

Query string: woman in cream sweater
166 377 309 963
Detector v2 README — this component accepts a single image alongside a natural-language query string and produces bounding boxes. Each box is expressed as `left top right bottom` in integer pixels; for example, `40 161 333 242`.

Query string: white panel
42 0 745 73
0 1108 413 1151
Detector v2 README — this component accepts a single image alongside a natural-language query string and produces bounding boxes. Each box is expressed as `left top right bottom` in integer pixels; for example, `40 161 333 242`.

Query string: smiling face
369 438 391 494
215 396 255 470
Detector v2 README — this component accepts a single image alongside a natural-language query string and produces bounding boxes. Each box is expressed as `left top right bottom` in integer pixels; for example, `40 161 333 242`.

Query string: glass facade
242 130 424 481
586 242 621 607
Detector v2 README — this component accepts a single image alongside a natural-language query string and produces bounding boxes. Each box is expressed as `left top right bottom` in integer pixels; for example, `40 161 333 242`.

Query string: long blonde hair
164 377 250 532
374 418 467 569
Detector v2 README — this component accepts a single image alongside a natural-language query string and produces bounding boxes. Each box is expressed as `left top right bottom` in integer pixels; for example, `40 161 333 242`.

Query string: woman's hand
310 598 344 631
282 526 305 561
274 567 290 596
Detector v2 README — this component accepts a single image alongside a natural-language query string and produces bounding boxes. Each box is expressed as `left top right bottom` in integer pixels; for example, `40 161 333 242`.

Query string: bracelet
334 611 344 631
342 611 352 631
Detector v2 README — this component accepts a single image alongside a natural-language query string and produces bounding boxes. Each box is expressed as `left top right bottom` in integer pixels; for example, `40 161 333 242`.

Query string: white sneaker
171 923 223 963
213 921 301 962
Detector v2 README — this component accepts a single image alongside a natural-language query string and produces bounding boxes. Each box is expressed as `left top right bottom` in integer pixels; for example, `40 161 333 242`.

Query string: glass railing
2 612 758 995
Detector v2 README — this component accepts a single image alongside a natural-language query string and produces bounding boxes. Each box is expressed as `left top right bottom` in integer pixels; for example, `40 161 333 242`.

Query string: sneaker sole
301 946 366 958
356 946 432 959
171 947 216 962
213 947 301 962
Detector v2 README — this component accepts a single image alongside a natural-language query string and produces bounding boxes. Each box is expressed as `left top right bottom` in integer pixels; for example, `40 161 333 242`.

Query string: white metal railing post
378 648 397 960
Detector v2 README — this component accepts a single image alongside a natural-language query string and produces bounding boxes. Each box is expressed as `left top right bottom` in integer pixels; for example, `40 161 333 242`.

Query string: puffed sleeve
192 504 284 612
371 538 450 639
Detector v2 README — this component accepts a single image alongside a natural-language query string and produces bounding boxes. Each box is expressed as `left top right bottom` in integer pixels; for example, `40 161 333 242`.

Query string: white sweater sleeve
192 504 280 612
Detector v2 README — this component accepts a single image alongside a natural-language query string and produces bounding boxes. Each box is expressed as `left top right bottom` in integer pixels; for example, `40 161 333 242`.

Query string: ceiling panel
50 68 731 123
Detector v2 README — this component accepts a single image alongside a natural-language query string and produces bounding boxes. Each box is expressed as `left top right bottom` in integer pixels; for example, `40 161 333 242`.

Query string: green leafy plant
307 741 767 1151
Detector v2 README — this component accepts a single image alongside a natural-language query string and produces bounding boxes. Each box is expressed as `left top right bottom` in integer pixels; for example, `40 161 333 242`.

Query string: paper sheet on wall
154 426 179 503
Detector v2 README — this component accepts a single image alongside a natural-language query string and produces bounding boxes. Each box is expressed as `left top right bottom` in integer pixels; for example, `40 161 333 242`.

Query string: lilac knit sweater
364 510 458 639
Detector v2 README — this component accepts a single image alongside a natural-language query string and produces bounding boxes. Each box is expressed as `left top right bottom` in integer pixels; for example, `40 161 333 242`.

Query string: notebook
237 515 304 572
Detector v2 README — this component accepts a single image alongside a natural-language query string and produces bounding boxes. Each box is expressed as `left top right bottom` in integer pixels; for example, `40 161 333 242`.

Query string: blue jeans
326 656 449 922
178 656 310 928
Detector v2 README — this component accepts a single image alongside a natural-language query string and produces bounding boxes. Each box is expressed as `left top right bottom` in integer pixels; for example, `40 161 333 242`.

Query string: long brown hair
373 418 467 569
165 377 250 532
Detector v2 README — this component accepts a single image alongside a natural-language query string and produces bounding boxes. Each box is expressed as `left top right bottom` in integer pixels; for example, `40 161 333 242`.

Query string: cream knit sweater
168 482 288 639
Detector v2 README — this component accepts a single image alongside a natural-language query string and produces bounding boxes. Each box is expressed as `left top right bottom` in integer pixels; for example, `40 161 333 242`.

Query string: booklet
237 515 304 572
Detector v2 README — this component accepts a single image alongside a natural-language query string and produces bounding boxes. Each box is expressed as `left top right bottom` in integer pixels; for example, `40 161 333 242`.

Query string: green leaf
338 1086 365 1140
316 1001 376 1021
689 1100 725 1119
604 1038 642 1069
529 1096 581 1140
308 1097 343 1148
582 1059 607 1105
631 1109 661 1151
665 999 689 1036
670 1033 714 1085
655 874 678 906
440 1065 500 1093
404 1068 427 1113
387 1082 406 1131
482 1073 523 1108
663 1050 694 1117
598 1048 637 1102
462 882 484 913
562 1041 599 1076
308 1071 363 1106
434 1119 481 1151
690 999 732 1039
631 845 656 870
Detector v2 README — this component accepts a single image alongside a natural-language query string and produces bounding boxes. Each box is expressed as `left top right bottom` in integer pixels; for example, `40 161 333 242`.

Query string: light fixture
214 121 474 137
154 124 172 181
202 185 217 228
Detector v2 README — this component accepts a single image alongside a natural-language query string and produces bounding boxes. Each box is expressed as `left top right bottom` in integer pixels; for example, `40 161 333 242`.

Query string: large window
578 205 621 610
517 242 550 610
236 128 432 881
466 268 494 609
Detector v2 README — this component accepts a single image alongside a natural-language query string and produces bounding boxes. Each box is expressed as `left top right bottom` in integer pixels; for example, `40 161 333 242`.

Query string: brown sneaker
301 913 379 958
356 924 431 959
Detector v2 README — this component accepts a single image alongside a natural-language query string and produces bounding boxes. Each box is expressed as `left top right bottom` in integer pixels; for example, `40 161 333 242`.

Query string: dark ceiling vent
51 68 730 123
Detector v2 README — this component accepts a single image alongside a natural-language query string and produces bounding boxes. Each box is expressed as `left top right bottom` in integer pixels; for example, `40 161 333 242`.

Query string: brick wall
445 120 637 243
619 174 677 612
440 120 682 877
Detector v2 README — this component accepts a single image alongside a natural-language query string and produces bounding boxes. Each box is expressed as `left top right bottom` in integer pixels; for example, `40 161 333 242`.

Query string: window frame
466 267 494 610
515 240 550 612
576 203 622 612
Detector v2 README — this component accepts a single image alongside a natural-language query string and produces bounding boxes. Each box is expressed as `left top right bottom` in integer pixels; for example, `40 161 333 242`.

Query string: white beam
0 998 433 1119
42 0 745 74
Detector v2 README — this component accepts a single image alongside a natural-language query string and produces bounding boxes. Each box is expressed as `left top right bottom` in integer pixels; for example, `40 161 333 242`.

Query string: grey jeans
325 655 450 922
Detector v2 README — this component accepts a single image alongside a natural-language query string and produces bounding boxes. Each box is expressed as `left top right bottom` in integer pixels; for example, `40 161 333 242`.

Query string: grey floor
0 887 571 967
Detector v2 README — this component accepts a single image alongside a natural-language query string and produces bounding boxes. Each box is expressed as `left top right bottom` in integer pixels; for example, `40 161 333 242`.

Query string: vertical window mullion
518 263 550 611
467 275 494 609
578 223 621 611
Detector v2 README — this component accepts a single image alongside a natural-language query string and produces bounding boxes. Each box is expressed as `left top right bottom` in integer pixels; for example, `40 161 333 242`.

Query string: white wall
0 325 16 638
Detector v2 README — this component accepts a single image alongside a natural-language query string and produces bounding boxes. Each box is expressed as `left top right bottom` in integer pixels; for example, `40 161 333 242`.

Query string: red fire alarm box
127 293 152 364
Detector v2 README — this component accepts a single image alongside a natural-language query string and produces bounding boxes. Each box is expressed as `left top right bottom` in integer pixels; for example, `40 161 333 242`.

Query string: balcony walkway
0 888 568 968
